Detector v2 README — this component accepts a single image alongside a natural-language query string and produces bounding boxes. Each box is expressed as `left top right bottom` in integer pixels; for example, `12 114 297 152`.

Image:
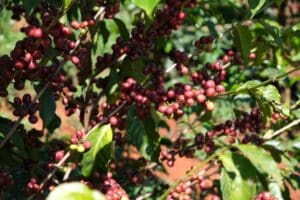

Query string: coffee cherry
29 115 38 124
83 141 92 150
205 101 214 111
215 85 225 93
77 144 85 153
54 150 64 161
205 80 215 88
109 116 118 126
206 88 216 97
249 52 257 60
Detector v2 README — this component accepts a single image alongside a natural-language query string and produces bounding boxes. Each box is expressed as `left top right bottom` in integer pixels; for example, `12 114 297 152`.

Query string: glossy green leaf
132 0 160 19
81 124 113 177
236 144 283 187
248 0 266 19
219 151 257 200
233 24 252 63
46 182 105 200
126 106 160 161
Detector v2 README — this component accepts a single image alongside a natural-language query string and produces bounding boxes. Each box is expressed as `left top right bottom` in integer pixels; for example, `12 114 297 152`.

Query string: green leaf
212 99 235 124
259 20 288 52
36 87 56 128
248 0 266 19
236 144 283 187
81 124 113 177
114 18 130 40
22 0 42 14
46 182 105 200
62 0 74 12
126 106 160 161
120 58 147 83
219 151 257 200
233 25 252 64
47 114 62 133
132 0 160 19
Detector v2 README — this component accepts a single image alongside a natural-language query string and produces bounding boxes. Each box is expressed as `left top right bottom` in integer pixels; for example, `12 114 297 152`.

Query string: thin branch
264 118 300 140
217 66 300 97
158 147 229 200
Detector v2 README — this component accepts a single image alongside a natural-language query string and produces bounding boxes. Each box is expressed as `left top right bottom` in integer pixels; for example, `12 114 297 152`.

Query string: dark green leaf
22 0 42 14
236 144 283 187
36 87 56 128
81 124 113 177
126 106 160 161
233 24 252 63
46 182 106 200
114 18 130 40
120 58 147 83
47 114 62 133
132 0 160 19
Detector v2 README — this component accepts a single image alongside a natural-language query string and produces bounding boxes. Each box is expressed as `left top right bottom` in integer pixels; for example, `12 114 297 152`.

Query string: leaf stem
218 66 300 96
264 118 300 140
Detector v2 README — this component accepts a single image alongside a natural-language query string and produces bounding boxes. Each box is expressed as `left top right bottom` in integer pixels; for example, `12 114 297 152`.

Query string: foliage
0 0 299 200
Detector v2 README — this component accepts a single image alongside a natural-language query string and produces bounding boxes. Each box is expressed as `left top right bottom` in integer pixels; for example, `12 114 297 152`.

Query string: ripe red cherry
249 52 257 60
205 80 215 88
83 141 92 150
206 87 216 97
109 116 118 126
216 85 225 93
54 150 65 161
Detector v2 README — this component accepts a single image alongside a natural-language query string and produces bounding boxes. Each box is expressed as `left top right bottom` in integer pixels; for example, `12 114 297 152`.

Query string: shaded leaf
82 124 113 177
22 0 42 14
36 87 56 128
126 106 160 161
114 18 130 40
233 24 252 63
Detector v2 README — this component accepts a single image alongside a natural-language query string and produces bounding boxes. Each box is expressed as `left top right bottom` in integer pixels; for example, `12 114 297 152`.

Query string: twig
158 147 229 200
264 118 300 140
217 66 300 96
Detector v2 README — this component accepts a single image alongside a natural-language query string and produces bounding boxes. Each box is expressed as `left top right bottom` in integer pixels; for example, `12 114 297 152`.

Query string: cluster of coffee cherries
26 178 40 193
148 0 197 37
96 0 120 19
23 128 44 147
68 130 92 154
13 94 40 124
166 167 220 200
93 172 129 200
194 36 215 52
0 171 14 191
161 108 264 166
